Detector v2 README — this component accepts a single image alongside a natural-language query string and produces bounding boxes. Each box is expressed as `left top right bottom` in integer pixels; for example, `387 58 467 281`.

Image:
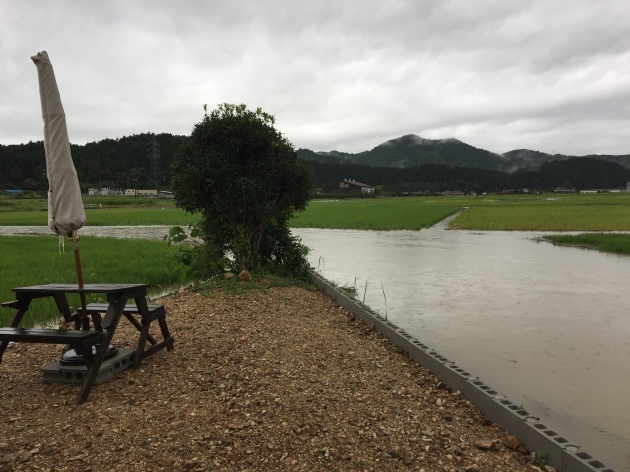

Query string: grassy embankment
542 233 630 256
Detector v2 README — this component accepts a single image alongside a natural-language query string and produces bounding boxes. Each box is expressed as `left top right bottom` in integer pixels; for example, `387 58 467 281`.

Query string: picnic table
0 283 174 404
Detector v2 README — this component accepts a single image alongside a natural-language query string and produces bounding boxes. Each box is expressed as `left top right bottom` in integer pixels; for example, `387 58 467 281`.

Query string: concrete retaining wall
308 269 616 472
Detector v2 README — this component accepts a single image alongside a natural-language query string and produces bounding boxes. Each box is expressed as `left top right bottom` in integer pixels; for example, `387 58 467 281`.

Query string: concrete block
562 446 617 472
41 348 136 385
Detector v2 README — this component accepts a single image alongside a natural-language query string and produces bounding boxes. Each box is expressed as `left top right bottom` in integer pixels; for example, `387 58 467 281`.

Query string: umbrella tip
31 51 50 63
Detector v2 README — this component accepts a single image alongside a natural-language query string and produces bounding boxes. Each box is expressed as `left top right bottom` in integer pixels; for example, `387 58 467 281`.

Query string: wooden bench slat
1 300 21 309
0 327 103 344
85 303 163 314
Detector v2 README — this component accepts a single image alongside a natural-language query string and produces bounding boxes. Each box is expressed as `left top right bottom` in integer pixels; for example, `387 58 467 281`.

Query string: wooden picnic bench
82 302 172 364
0 283 174 404
0 327 103 367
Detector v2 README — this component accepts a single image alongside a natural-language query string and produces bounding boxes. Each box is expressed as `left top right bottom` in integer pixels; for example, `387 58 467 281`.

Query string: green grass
0 235 185 327
449 204 630 231
0 193 199 226
446 193 630 231
0 194 179 212
290 198 463 230
543 233 630 256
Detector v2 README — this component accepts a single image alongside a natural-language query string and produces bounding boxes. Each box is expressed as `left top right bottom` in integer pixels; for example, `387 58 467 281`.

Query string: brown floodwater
3 223 629 469
293 224 630 471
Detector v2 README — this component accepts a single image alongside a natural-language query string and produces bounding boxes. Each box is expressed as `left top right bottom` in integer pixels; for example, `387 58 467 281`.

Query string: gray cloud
1 0 629 156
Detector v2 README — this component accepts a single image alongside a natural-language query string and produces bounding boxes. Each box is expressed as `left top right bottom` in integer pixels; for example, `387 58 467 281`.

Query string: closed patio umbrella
32 51 88 321
31 51 86 236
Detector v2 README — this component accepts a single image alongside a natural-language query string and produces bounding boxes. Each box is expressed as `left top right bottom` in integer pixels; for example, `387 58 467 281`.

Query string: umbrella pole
71 231 89 329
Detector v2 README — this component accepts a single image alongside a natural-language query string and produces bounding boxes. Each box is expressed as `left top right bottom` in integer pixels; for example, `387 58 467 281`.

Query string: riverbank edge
307 269 615 472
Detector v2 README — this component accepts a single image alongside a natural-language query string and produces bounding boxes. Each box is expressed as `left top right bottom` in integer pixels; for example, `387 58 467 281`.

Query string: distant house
89 187 123 196
124 189 158 197
323 179 375 195
442 190 464 196
402 190 432 197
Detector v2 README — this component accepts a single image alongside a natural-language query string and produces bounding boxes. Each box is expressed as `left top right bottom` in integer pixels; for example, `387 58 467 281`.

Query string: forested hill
0 133 185 191
298 134 630 172
350 135 506 170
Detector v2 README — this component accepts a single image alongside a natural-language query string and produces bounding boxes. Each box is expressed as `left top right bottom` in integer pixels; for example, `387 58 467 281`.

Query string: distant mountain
294 148 356 165
353 135 507 170
501 149 630 172
500 149 564 172
298 134 630 172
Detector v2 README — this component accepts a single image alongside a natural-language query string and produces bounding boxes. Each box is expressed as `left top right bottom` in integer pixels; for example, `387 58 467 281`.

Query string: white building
124 189 158 197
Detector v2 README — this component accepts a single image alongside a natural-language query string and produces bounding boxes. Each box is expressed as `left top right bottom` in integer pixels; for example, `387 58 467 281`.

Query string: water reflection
293 225 630 471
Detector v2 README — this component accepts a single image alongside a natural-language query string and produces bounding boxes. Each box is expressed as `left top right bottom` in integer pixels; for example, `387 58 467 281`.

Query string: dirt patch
0 285 542 471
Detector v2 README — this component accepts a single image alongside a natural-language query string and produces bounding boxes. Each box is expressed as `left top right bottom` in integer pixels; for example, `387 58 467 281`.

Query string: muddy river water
292 223 630 471
2 223 629 469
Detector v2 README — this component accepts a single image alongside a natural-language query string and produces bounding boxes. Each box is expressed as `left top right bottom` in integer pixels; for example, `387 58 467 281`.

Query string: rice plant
0 235 186 326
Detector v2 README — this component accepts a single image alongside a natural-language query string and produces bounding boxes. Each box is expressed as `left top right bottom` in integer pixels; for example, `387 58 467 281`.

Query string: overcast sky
2 1 629 156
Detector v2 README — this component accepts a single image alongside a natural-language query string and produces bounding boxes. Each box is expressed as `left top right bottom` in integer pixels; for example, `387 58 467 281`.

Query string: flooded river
293 223 630 471
2 223 628 469
2 225 172 241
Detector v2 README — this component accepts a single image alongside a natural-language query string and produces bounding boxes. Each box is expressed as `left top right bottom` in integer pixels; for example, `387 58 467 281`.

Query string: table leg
132 296 174 364
157 316 174 352
52 293 72 322
75 297 126 405
0 298 32 364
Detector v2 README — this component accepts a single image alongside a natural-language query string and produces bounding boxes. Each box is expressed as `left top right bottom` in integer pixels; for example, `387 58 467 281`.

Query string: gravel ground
0 284 547 471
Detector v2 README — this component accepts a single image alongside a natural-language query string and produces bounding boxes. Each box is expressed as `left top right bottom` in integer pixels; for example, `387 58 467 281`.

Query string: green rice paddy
542 233 630 256
290 198 463 230
448 204 630 231
291 193 630 232
0 235 184 327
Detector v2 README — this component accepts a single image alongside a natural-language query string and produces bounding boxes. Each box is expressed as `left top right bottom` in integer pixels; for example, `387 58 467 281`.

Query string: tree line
1 132 628 194
0 133 185 191
310 157 630 194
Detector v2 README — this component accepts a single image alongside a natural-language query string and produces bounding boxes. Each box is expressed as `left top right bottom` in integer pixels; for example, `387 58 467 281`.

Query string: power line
148 134 160 190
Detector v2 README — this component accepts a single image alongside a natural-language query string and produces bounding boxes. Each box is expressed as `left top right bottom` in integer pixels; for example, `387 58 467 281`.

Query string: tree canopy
170 103 314 274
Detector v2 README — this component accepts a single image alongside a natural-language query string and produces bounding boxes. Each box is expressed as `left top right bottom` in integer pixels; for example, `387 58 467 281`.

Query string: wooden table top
12 283 149 294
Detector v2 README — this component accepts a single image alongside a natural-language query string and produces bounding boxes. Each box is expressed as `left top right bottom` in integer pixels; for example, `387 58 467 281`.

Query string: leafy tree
21 178 40 191
170 103 314 274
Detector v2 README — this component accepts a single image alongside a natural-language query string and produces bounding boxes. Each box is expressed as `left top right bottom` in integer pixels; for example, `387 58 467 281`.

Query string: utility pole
148 134 160 191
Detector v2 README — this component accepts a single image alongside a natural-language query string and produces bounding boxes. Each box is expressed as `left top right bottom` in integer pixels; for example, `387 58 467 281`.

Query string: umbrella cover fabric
31 51 86 235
